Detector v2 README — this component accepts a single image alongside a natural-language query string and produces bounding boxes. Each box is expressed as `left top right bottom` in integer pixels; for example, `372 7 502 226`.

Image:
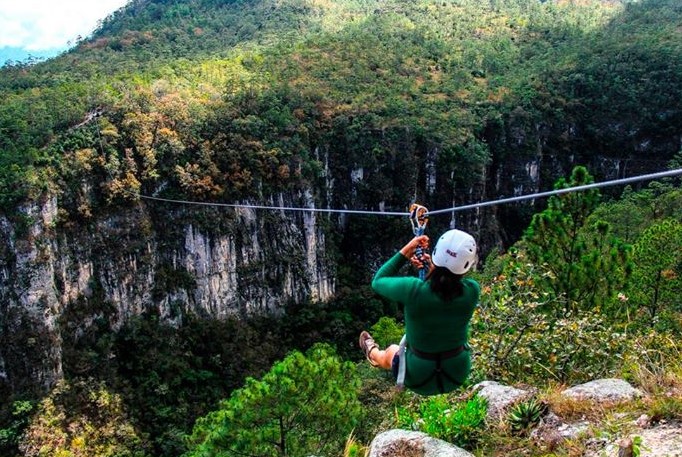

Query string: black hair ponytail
427 266 464 301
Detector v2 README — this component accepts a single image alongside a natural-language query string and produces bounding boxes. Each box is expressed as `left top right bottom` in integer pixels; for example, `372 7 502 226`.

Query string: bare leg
369 344 400 370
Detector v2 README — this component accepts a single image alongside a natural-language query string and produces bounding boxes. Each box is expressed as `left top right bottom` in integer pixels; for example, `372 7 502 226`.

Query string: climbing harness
408 345 470 394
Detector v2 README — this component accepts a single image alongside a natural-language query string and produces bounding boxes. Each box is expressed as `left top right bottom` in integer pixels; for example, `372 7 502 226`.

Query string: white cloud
0 0 129 51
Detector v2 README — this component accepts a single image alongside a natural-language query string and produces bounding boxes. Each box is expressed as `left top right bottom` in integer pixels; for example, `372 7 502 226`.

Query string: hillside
1 0 680 218
0 0 681 456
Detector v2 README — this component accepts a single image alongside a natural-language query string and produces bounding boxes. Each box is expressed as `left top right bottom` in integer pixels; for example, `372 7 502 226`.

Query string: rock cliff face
0 190 334 397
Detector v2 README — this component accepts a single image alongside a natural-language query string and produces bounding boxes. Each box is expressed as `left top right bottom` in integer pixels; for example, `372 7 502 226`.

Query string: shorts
391 352 400 379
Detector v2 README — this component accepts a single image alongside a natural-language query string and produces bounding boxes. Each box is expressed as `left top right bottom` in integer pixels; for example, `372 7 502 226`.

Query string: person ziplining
359 204 480 396
357 166 682 395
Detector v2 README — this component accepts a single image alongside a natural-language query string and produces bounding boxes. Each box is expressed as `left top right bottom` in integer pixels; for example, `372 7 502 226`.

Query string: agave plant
508 397 548 434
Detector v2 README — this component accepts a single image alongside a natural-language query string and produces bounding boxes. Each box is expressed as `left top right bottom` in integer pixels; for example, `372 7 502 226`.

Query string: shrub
0 400 34 456
472 253 629 385
369 316 405 349
343 432 369 457
396 394 487 449
647 396 682 423
18 379 148 457
621 332 682 393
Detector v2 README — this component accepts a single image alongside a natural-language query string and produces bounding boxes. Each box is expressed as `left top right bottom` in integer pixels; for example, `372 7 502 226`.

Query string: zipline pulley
409 203 429 280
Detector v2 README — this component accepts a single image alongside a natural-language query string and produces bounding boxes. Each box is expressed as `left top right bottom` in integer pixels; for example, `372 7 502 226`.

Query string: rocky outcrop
530 411 590 445
369 430 474 457
478 379 646 445
472 379 681 456
370 379 679 457
0 191 334 396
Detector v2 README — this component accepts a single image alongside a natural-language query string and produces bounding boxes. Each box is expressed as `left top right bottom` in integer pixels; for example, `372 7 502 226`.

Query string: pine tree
630 219 682 319
184 344 361 457
523 166 632 316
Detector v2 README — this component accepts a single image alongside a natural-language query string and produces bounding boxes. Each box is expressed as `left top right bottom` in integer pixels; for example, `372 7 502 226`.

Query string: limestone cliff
0 190 333 397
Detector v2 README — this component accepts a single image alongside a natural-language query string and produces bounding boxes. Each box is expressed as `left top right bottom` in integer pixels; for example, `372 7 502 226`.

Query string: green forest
1 0 681 455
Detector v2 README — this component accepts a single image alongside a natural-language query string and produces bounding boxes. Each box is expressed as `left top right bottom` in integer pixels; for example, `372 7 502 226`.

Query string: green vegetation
368 316 405 348
629 218 682 320
397 394 488 448
2 169 680 457
507 398 548 435
18 379 147 457
0 401 33 455
1 0 680 218
522 166 632 315
184 344 361 457
1 0 682 456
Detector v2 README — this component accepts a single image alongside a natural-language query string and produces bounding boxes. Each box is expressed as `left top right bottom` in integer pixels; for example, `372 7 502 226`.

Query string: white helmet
431 229 477 274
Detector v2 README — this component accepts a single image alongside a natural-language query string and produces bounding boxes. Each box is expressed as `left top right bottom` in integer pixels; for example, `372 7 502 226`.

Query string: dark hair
427 266 464 301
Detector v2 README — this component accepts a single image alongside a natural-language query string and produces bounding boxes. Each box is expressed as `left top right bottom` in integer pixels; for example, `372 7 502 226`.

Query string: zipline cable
131 168 682 217
131 193 408 216
428 168 682 216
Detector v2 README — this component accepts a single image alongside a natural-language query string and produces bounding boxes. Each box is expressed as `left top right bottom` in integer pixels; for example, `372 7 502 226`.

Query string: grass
645 395 682 423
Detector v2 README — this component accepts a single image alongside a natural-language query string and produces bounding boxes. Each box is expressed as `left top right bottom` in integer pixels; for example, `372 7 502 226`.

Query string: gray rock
561 379 643 403
369 429 474 457
473 380 532 420
636 423 682 457
634 414 651 428
530 412 565 447
587 423 682 457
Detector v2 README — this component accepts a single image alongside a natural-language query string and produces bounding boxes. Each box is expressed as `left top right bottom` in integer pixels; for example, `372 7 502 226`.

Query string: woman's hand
410 252 434 275
399 235 429 259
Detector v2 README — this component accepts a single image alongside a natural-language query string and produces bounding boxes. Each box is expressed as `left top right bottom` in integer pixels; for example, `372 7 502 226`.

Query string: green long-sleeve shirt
371 252 480 395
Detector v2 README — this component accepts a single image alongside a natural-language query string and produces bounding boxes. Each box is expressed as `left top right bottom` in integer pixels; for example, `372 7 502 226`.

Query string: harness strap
409 345 469 361
409 345 470 393
396 335 408 390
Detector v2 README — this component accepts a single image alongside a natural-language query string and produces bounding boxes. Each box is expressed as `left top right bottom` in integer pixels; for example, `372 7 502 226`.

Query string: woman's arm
371 236 429 302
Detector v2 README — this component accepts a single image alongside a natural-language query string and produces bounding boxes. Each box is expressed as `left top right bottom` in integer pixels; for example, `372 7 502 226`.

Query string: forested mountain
0 0 681 456
2 0 680 217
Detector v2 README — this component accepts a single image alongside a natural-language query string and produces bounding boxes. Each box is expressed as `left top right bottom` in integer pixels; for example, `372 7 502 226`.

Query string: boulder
369 429 474 457
561 379 643 403
473 380 532 420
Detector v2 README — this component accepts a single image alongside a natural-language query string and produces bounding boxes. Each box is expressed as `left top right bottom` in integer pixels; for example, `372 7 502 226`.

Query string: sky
0 0 130 64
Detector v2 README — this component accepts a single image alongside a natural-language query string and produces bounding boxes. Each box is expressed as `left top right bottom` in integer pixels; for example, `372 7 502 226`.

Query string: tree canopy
184 344 362 457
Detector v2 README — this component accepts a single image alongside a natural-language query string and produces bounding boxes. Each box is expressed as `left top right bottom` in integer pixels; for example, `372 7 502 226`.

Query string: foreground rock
473 380 532 420
368 379 679 457
369 429 474 457
561 378 644 403
531 412 591 446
